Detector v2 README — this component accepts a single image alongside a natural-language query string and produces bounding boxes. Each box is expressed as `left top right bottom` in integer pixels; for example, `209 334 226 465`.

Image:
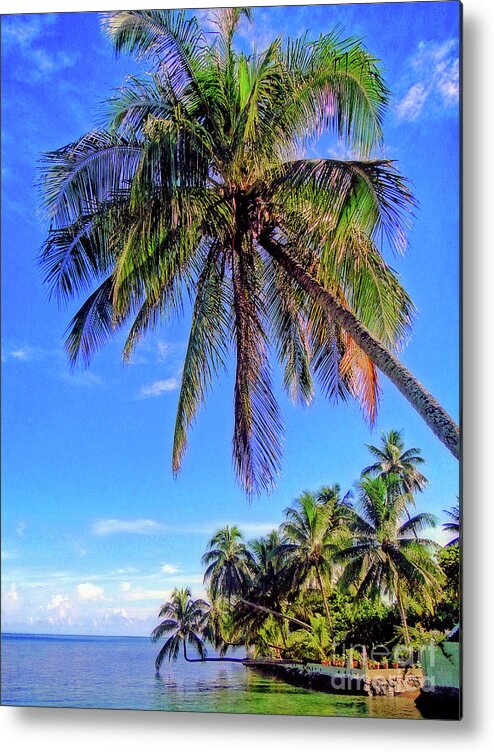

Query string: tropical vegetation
152 432 459 670
39 8 459 501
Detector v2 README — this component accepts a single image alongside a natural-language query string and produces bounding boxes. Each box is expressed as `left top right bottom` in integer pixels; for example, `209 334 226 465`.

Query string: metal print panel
1 2 461 719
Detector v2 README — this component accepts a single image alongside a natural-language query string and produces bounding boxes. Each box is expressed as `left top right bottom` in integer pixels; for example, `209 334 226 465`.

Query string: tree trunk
396 587 410 646
239 598 311 630
183 638 245 662
315 565 333 633
184 656 247 662
260 235 460 460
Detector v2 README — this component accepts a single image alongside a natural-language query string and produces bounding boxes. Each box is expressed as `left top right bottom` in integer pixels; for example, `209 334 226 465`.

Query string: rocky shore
243 660 423 697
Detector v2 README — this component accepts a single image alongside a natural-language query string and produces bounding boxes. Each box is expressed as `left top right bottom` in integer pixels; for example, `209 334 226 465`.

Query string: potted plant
381 659 389 669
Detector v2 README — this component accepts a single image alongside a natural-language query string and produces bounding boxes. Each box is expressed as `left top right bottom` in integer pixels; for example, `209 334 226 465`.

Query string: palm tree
151 587 208 672
280 492 344 632
362 430 428 495
243 531 293 642
39 8 459 499
336 475 443 644
442 502 460 546
362 430 428 526
202 525 254 601
317 484 354 524
151 587 244 675
202 525 311 637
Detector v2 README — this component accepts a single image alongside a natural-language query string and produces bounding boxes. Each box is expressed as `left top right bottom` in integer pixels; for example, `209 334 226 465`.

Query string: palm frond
39 130 142 228
172 244 231 473
64 275 115 367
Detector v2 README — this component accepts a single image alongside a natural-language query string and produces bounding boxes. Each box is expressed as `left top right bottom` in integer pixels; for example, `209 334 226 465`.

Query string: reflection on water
1 634 423 719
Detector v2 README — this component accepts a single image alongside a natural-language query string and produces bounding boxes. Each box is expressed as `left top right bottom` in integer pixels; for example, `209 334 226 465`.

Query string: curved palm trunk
260 235 459 460
239 598 311 630
183 641 245 662
314 565 333 632
184 657 247 662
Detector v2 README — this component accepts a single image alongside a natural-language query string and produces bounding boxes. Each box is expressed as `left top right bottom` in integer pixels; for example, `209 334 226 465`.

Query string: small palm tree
39 9 459 500
442 502 460 546
280 492 346 632
317 484 354 524
362 430 428 495
151 587 209 673
336 475 443 644
152 588 246 674
202 525 254 601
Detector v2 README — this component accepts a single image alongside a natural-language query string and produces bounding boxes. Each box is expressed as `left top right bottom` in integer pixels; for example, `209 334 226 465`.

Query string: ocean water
1 633 423 718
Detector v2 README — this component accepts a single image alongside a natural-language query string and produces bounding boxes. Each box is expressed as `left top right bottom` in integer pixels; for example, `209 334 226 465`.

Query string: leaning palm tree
243 531 293 642
202 525 254 601
203 525 310 633
151 587 244 674
151 587 209 672
336 475 443 644
442 502 460 546
39 8 459 498
280 492 345 632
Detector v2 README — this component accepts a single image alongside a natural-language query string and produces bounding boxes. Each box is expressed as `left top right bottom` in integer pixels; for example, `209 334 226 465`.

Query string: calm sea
1 633 423 718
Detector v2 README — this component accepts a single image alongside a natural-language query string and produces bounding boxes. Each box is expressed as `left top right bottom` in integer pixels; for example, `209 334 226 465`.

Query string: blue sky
1 2 460 636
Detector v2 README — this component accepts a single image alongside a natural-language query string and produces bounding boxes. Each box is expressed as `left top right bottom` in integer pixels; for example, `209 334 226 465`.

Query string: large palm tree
280 492 346 632
336 475 443 644
151 587 244 674
202 525 254 601
39 9 459 498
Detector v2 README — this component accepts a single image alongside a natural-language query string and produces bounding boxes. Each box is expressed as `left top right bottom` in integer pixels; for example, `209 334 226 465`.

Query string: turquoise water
1 633 423 718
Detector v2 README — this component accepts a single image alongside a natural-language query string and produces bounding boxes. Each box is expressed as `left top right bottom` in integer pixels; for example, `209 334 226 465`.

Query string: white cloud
59 370 103 388
2 342 103 387
138 378 180 398
395 38 459 122
102 607 131 624
124 589 172 602
48 594 72 618
10 347 36 361
161 563 179 574
236 522 278 535
156 340 186 362
76 583 104 601
7 585 19 603
395 83 428 122
120 582 131 592
91 517 277 539
2 14 79 82
1 14 55 48
91 519 166 536
327 140 361 161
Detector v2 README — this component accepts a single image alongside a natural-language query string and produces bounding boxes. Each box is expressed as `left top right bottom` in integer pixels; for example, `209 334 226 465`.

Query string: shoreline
243 659 423 698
